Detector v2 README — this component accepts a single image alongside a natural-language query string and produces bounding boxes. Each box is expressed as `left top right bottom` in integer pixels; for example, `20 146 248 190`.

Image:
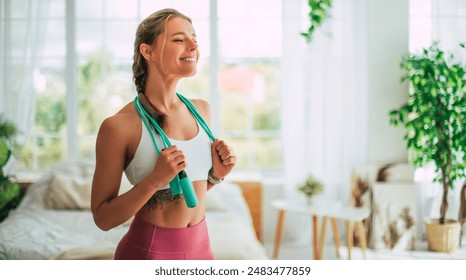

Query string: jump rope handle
164 155 197 208
178 170 198 208
168 169 197 208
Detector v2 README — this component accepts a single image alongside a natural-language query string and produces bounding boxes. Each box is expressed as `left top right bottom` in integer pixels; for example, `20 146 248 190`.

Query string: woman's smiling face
152 16 200 78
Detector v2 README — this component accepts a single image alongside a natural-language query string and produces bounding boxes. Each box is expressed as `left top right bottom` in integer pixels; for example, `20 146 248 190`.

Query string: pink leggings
114 216 215 260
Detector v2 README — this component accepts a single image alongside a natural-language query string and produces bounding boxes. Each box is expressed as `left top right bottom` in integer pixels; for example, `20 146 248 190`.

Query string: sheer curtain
281 0 370 240
0 0 50 173
282 0 369 203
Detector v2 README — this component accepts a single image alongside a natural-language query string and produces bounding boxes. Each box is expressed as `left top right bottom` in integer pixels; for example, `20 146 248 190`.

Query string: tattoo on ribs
147 188 184 209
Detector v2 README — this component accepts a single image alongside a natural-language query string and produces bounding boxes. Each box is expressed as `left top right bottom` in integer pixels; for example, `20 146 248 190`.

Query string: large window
11 0 68 170
217 0 283 171
13 0 283 173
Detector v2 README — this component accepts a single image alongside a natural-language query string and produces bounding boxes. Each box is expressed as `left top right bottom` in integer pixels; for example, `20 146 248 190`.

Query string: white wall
366 0 410 164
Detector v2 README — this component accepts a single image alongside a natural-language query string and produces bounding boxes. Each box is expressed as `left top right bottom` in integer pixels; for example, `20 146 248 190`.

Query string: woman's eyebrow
170 31 197 37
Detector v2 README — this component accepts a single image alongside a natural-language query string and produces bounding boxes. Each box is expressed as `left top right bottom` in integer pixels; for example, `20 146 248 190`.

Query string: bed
0 160 268 260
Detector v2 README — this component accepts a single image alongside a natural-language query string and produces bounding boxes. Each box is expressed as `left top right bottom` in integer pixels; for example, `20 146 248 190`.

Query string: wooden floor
263 238 466 260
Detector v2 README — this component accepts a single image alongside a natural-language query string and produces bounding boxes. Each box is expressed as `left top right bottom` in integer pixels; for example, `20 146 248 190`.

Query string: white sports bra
124 117 212 189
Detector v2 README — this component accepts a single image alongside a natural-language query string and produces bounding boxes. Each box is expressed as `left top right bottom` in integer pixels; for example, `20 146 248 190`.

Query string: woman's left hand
211 138 236 179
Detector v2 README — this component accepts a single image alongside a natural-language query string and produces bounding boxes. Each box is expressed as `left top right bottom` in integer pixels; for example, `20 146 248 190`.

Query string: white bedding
0 161 268 260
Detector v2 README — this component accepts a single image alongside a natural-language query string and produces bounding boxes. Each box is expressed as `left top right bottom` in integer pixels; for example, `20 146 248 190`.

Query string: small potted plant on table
298 175 324 206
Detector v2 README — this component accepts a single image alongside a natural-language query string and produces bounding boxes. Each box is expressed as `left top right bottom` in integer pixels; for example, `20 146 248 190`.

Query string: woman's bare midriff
135 180 208 228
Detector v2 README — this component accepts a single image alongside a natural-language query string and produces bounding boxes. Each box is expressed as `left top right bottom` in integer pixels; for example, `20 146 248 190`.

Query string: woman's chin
181 70 197 77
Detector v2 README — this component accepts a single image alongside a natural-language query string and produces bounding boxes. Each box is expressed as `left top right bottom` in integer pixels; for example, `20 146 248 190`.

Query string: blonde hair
132 9 192 94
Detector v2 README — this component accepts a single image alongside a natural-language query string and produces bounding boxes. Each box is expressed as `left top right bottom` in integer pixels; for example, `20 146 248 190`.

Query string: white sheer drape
282 0 369 205
281 0 369 240
432 0 466 61
410 0 466 59
303 0 370 203
0 0 50 173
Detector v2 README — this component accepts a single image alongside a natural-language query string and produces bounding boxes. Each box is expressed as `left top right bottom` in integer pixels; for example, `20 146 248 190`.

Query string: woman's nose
188 39 197 51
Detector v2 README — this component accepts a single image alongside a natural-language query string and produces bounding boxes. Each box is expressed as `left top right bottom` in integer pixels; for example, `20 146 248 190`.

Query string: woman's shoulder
189 98 211 121
98 101 139 137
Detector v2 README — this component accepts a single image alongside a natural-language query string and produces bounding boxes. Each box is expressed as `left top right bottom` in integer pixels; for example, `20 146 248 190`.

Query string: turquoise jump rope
134 93 216 208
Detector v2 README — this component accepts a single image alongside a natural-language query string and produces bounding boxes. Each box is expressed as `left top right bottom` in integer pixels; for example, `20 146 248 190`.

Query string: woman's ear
140 43 153 60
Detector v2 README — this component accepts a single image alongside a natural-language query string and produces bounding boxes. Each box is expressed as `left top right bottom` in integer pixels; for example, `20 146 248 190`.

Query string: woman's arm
191 99 236 190
90 115 186 231
90 116 156 230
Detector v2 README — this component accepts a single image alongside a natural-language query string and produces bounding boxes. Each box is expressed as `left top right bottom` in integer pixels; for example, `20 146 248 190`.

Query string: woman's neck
144 75 181 112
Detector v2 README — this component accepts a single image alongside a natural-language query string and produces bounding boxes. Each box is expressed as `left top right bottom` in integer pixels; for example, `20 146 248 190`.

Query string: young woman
91 8 236 260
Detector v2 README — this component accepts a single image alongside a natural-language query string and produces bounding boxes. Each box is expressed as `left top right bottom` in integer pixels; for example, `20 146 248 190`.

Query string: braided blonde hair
132 9 192 126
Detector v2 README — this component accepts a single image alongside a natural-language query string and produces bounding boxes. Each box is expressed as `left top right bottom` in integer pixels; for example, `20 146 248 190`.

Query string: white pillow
385 163 415 182
43 173 93 210
205 186 228 211
43 172 133 210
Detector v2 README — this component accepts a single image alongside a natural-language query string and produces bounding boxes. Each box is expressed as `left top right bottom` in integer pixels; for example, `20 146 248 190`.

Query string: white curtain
282 0 369 205
0 0 50 173
410 0 466 59
281 0 369 240
432 0 466 60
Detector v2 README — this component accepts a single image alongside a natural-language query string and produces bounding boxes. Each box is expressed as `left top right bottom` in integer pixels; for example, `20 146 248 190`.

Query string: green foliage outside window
35 97 66 133
219 60 282 170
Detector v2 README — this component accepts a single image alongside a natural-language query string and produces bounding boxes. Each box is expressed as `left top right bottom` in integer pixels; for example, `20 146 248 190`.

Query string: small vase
306 196 313 206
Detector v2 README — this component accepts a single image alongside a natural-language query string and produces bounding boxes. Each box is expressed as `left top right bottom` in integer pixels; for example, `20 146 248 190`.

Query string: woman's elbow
91 208 115 231
92 215 114 231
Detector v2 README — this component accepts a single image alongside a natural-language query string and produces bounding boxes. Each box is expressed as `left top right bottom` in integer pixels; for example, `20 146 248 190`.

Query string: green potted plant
298 174 324 205
389 41 466 252
0 113 21 219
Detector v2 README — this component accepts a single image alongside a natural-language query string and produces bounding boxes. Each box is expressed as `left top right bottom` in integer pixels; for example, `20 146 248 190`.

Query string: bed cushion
205 186 228 211
44 173 93 210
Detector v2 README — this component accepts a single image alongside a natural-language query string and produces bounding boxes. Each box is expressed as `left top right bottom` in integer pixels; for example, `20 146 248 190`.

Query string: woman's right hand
149 145 186 188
